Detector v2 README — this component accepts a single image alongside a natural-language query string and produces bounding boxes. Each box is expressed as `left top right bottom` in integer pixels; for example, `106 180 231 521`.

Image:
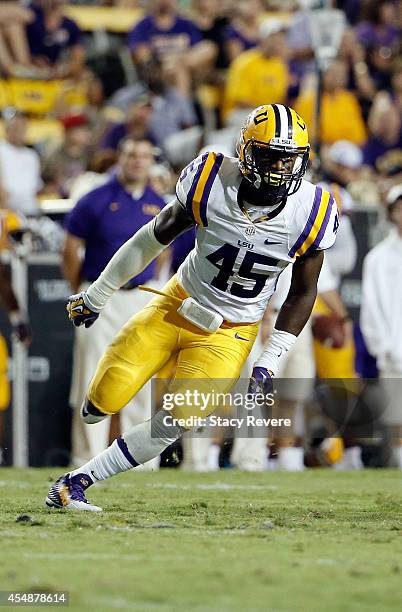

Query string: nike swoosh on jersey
235 332 249 341
264 239 282 245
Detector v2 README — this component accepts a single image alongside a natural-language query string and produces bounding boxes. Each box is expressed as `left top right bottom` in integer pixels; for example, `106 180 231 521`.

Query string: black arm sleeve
154 198 195 245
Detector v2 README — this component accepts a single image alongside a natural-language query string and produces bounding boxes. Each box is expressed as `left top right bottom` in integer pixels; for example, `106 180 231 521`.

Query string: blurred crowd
0 0 402 470
0 0 400 206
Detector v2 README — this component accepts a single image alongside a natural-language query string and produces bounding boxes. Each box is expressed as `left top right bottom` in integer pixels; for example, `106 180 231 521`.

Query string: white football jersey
176 152 338 323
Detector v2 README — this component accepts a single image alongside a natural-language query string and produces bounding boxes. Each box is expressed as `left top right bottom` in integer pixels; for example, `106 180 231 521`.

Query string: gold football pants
88 276 260 420
313 297 356 379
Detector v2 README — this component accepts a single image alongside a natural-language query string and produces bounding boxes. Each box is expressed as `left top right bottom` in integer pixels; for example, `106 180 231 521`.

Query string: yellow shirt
0 209 24 251
0 212 6 251
224 49 289 117
295 90 367 146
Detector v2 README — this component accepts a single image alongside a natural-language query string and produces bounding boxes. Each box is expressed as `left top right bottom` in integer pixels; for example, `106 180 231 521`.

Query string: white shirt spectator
318 181 357 286
0 140 42 216
361 229 402 374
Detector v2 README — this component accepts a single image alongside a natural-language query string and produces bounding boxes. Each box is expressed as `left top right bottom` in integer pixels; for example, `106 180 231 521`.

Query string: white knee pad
81 399 108 424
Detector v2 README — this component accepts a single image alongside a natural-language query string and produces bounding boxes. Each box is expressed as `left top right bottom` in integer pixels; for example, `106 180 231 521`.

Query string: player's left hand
247 366 274 399
66 292 99 328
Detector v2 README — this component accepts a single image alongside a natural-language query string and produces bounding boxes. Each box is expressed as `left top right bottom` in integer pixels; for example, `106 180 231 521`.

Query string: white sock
182 436 213 471
334 446 363 470
193 437 213 471
277 447 304 471
267 457 278 471
232 437 268 472
391 445 402 469
70 438 134 485
70 410 184 487
207 443 221 471
124 410 185 464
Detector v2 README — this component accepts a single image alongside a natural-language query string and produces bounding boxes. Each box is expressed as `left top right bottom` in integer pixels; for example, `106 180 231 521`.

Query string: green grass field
0 468 401 611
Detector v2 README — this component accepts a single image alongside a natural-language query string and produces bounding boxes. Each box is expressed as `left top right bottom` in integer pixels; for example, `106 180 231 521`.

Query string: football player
46 104 338 511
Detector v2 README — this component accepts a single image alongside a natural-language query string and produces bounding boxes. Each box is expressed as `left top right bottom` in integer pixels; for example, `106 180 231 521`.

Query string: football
312 313 346 348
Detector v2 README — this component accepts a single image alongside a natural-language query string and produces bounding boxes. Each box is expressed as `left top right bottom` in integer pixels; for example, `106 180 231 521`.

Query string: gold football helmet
237 104 310 201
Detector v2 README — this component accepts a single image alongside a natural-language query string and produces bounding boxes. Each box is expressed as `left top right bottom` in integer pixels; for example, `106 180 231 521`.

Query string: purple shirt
171 227 195 273
100 123 156 151
27 3 81 64
128 14 202 57
66 176 165 284
224 24 257 52
356 22 400 49
362 129 402 168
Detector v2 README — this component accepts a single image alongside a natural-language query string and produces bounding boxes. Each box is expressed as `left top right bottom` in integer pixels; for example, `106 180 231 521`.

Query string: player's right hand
66 292 99 328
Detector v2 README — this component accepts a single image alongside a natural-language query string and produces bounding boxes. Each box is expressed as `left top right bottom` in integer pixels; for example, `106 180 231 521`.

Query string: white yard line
144 483 279 492
0 480 32 488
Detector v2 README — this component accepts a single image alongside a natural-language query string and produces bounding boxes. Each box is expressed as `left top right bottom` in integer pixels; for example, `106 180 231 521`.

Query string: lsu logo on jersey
237 240 254 250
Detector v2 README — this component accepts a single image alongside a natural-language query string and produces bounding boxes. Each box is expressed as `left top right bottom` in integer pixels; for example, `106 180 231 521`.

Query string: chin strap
252 174 262 189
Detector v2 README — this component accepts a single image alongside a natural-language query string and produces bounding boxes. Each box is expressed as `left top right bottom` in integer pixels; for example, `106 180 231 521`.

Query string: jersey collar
237 180 287 224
